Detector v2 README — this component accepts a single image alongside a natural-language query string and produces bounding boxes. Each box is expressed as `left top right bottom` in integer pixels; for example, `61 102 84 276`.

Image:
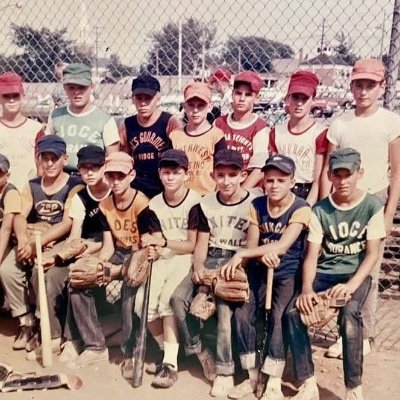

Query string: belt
207 247 236 258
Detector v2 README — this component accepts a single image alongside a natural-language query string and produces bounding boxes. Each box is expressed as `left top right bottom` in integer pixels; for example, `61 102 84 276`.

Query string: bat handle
265 268 273 311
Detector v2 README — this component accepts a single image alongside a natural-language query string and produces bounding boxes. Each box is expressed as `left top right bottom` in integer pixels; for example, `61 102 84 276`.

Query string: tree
146 18 217 75
222 36 294 73
107 54 136 80
333 32 358 66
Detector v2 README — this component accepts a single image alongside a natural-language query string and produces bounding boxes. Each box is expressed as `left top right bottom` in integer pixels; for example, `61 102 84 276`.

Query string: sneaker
12 325 36 350
146 361 162 375
151 363 178 389
120 357 135 380
59 341 80 363
325 337 342 358
25 332 40 352
210 375 234 397
291 376 319 400
25 338 61 361
345 385 363 400
67 348 109 369
197 348 217 382
264 385 284 400
228 379 256 399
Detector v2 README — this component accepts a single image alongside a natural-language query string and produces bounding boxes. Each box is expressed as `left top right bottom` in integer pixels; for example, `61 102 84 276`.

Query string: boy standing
208 68 233 116
269 71 328 205
169 82 227 195
46 63 120 174
119 74 182 198
214 71 269 189
285 148 385 400
0 72 44 191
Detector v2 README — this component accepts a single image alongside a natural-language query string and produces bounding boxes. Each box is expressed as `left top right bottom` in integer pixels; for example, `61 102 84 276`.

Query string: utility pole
95 26 99 82
319 18 326 53
178 18 182 91
156 48 159 77
238 45 242 73
379 11 386 60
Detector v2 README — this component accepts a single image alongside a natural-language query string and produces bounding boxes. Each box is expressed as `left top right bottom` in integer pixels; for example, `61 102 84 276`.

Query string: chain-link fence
0 0 399 350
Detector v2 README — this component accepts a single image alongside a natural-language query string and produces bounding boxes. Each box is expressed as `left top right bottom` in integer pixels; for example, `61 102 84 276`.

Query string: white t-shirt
327 108 400 193
69 186 111 220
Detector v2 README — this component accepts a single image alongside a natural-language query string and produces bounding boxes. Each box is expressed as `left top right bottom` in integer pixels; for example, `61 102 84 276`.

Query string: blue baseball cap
262 154 296 175
37 135 67 157
0 153 10 172
131 74 160 96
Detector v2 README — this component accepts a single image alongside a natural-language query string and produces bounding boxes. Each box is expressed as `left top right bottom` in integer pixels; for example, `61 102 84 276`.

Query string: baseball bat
132 259 153 388
34 231 53 367
265 267 273 311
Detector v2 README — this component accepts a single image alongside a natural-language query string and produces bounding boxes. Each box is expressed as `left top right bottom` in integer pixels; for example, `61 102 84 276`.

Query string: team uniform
119 112 181 198
285 193 385 389
169 127 227 195
46 106 119 173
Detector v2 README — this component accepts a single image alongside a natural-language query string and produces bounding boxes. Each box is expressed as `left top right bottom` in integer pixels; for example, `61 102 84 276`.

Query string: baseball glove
299 292 348 329
56 238 88 262
69 256 108 288
121 247 150 287
189 288 216 321
202 266 250 303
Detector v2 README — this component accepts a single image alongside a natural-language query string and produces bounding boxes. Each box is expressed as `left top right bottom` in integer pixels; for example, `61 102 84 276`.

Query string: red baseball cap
184 82 212 103
0 72 24 95
287 71 319 97
208 68 232 84
351 59 385 82
234 71 264 93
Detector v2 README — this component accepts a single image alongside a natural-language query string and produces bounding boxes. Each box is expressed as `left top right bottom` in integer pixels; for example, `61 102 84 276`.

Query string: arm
99 230 115 262
118 121 129 153
306 152 325 206
141 230 197 255
192 231 210 284
0 214 14 264
242 168 264 190
103 117 120 154
319 141 336 199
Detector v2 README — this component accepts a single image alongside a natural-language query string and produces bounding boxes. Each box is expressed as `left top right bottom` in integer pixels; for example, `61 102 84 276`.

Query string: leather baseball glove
121 247 150 287
69 256 108 288
202 266 249 303
189 288 216 321
56 238 88 262
299 292 348 329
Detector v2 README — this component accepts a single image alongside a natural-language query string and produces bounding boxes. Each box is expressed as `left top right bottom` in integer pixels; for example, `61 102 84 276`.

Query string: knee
45 268 67 293
283 306 299 327
170 293 188 320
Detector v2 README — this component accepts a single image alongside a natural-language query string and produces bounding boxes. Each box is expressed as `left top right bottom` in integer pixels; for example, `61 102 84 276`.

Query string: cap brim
158 159 188 169
214 160 242 169
39 149 64 157
351 72 383 82
185 93 211 103
0 166 9 173
63 78 92 86
261 162 293 174
104 166 131 174
77 158 104 167
287 86 314 97
330 162 358 172
132 88 158 96
0 85 23 95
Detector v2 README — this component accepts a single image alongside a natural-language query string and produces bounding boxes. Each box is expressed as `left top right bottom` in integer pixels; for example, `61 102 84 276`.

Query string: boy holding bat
221 154 311 400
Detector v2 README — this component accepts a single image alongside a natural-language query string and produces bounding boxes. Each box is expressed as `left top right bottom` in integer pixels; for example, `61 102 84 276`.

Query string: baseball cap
0 72 24 95
159 149 189 170
329 148 361 173
63 63 92 86
131 74 160 96
184 82 212 103
0 153 10 173
214 149 243 169
208 68 232 84
351 59 385 82
261 154 296 175
104 152 134 174
234 71 264 93
37 135 67 157
77 145 105 167
287 70 319 97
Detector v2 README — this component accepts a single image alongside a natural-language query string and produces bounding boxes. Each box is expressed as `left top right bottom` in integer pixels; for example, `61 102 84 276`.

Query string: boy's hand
35 255 55 271
192 263 206 284
16 241 35 263
221 252 243 280
326 282 355 301
261 252 280 269
296 290 320 315
147 245 160 261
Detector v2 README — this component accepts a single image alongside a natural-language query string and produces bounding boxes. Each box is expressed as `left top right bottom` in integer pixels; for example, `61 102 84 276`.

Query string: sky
0 0 394 67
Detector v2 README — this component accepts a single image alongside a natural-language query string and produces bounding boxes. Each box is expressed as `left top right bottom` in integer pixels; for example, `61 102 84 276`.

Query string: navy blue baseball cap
131 74 160 96
262 154 296 175
0 153 10 172
159 149 189 170
214 149 243 169
77 145 105 167
37 135 67 157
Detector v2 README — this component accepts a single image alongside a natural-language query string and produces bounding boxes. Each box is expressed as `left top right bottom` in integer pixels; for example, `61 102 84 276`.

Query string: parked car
310 98 339 118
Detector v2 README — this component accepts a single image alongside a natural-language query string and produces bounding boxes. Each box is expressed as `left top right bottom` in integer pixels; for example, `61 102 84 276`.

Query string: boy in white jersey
171 149 256 397
269 71 328 205
285 148 385 400
46 63 120 174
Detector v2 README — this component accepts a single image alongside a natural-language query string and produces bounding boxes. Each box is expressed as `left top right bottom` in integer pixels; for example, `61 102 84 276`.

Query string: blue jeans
284 273 371 389
171 248 237 375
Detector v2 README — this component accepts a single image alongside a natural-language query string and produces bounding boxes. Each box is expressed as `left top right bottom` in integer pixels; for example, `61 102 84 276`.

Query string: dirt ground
0 315 399 400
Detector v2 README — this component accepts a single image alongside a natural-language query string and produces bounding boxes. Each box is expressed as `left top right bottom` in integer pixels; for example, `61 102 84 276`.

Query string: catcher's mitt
202 266 249 303
299 292 348 329
69 256 107 288
56 238 88 262
121 247 150 287
189 288 216 321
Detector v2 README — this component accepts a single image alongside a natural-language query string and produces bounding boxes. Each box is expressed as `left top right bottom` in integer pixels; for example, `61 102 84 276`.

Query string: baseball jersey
119 112 180 198
308 193 386 275
249 194 311 279
69 186 112 241
169 126 227 195
327 107 400 193
98 190 149 249
0 118 44 191
46 106 119 172
269 122 328 183
21 176 83 224
214 113 269 170
197 191 257 250
0 183 21 227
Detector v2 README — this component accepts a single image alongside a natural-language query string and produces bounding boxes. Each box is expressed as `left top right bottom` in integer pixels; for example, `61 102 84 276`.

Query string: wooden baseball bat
34 231 53 367
265 267 273 310
132 259 153 388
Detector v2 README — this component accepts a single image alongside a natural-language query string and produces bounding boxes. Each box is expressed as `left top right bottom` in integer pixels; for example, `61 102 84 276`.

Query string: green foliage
333 32 358 66
106 54 136 80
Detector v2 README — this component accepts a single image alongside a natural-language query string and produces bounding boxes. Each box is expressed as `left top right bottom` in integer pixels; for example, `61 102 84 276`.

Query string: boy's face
132 93 160 118
159 166 187 191
212 165 246 197
0 93 23 115
78 163 105 187
64 84 92 109
105 170 135 196
39 152 67 178
328 168 363 197
350 79 384 110
0 170 9 191
183 97 211 126
263 168 295 202
286 92 313 119
232 84 258 114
